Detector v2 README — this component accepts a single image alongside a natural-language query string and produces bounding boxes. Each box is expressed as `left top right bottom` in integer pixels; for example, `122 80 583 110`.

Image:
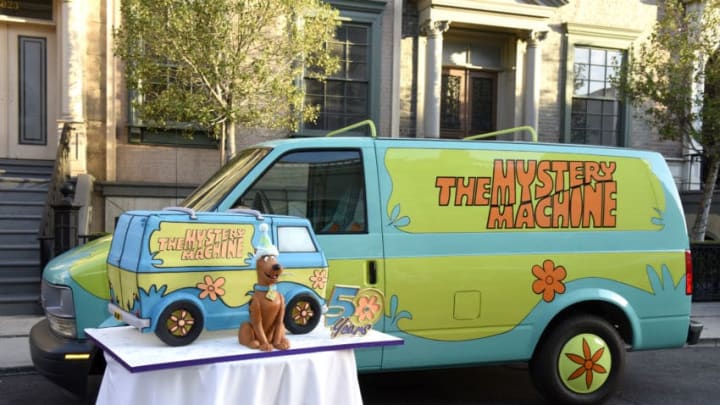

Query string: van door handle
367 260 377 285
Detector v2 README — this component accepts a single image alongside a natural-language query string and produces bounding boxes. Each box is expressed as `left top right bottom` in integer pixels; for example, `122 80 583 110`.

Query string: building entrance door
0 22 57 160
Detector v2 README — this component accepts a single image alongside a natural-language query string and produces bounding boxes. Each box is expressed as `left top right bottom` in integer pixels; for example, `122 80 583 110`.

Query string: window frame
300 1 385 136
562 23 641 147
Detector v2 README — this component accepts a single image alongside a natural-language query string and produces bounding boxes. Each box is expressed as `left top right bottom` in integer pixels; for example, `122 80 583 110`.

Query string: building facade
0 0 707 236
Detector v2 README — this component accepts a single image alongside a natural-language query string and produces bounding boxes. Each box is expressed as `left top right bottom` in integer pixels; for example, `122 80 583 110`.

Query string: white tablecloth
96 348 362 405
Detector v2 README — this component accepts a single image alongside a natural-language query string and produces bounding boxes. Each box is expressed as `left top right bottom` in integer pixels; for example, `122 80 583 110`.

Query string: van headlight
41 280 77 338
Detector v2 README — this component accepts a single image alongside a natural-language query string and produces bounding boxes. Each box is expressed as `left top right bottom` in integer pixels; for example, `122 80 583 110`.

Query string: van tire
155 300 204 346
284 294 321 334
530 315 625 404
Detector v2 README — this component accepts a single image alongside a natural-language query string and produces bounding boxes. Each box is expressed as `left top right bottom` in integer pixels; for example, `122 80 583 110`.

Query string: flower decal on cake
531 259 567 302
196 275 226 301
309 269 328 290
354 294 381 323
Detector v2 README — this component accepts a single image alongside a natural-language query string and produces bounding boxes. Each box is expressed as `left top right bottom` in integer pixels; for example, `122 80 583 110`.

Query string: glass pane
571 130 586 143
573 64 588 96
347 83 367 99
469 45 502 67
588 81 604 96
327 81 344 95
587 115 601 130
603 131 618 146
443 41 467 65
305 95 324 109
329 42 345 59
571 112 586 129
602 115 617 131
586 130 602 145
19 36 47 145
326 96 344 113
471 77 493 132
349 44 367 63
347 26 368 44
441 74 461 129
572 99 587 112
607 50 623 66
603 100 618 115
574 47 590 64
590 49 606 65
305 79 323 95
346 98 367 114
588 100 602 114
348 62 367 80
589 65 605 82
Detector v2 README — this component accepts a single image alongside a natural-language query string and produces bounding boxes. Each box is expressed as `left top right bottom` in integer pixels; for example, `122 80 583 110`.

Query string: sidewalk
1 303 719 370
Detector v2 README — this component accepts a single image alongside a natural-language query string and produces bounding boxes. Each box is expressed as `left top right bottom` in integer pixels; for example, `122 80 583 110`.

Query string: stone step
0 230 39 245
0 158 54 179
0 260 42 279
0 244 41 261
0 201 45 216
0 215 41 230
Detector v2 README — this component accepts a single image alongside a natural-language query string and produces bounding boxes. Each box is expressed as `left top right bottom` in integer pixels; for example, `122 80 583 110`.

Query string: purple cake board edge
88 331 403 374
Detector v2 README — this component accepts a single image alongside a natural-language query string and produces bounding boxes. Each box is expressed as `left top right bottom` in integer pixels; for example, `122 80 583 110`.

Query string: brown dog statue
238 224 290 351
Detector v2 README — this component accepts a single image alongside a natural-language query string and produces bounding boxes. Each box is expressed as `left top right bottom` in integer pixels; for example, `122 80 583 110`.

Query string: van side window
234 150 366 235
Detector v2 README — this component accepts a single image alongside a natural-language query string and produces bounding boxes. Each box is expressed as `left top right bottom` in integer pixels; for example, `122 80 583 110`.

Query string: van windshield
181 147 270 211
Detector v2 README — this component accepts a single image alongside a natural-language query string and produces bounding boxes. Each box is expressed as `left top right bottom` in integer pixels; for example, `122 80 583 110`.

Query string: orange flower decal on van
197 275 226 301
532 259 567 302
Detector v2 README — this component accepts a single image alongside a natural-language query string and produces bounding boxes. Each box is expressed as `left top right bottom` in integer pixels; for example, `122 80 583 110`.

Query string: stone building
0 0 709 313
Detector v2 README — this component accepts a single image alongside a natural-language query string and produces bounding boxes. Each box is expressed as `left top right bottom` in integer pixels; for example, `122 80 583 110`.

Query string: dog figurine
238 224 290 351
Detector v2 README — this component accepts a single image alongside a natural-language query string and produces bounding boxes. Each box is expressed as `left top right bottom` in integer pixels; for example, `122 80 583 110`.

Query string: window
301 1 384 136
562 23 640 146
441 69 497 138
571 46 624 146
234 150 367 235
305 23 370 133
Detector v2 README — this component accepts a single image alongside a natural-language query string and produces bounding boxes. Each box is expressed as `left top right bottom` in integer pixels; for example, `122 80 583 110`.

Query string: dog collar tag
265 285 277 301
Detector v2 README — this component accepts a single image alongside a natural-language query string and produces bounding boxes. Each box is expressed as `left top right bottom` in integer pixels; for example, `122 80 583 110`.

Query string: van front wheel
530 315 625 404
155 301 204 346
284 294 321 334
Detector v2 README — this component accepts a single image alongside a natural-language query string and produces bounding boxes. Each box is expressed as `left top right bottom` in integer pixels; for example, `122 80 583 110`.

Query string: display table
86 326 402 404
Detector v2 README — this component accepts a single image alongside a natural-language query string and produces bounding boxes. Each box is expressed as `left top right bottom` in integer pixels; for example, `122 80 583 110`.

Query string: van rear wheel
155 301 204 346
284 294 321 334
530 315 625 404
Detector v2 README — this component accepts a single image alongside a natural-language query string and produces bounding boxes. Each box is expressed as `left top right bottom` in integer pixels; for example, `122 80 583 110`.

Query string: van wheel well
535 300 632 356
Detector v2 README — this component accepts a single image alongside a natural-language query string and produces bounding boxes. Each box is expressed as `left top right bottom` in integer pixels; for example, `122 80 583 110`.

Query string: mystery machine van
31 125 702 404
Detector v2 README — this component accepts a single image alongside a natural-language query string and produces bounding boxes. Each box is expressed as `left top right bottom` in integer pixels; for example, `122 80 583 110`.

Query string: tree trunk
690 154 720 241
227 122 236 162
219 124 226 166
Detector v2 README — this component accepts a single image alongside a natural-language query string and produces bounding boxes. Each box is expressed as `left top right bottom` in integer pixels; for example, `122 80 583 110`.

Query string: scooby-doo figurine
238 223 290 351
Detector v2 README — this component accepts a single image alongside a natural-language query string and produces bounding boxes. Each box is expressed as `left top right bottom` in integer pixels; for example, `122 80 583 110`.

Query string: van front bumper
687 319 703 345
29 318 102 396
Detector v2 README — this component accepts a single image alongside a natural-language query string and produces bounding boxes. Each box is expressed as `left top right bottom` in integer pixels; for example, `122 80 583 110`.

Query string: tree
114 0 339 163
619 0 720 241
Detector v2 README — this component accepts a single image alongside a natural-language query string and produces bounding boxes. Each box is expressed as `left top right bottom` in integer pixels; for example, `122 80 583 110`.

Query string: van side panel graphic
384 149 666 233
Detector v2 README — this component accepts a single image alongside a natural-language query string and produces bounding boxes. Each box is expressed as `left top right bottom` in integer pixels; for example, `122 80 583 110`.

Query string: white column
523 30 546 141
420 19 449 138
59 0 87 175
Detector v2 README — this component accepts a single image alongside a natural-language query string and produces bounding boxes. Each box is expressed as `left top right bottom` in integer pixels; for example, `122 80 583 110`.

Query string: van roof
255 135 664 161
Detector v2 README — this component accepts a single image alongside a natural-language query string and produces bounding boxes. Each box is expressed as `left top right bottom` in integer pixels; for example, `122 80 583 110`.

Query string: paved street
1 345 717 404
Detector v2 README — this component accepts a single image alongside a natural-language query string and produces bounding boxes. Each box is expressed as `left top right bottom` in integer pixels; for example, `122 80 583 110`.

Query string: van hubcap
557 333 612 394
